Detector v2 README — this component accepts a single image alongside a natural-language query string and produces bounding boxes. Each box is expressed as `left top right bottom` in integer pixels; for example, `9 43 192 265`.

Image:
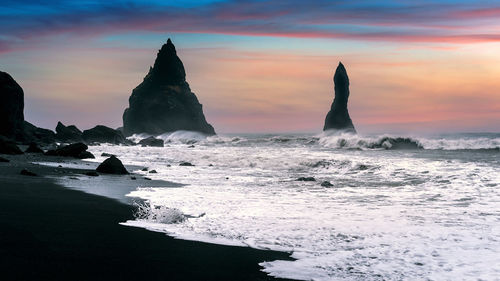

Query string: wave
318 131 500 151
127 130 500 151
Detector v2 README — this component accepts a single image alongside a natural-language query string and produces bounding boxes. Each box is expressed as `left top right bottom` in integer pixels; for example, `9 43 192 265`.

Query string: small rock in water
321 181 334 187
101 152 115 157
139 136 164 147
143 177 152 180
96 156 129 174
297 177 316 182
20 169 37 176
85 171 99 177
0 156 9 162
58 165 62 168
179 162 194 166
188 145 195 148
208 164 213 167
130 176 137 180
149 170 157 174
141 167 148 171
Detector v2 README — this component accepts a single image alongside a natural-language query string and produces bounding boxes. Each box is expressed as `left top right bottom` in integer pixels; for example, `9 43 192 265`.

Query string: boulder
0 71 24 140
45 142 93 159
96 156 128 174
0 137 23 155
55 121 83 143
25 142 43 153
323 62 356 133
139 136 164 147
77 151 95 159
122 39 215 136
321 181 333 187
82 125 126 145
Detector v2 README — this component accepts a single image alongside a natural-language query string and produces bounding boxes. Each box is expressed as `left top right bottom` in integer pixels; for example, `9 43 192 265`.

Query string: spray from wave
127 131 500 151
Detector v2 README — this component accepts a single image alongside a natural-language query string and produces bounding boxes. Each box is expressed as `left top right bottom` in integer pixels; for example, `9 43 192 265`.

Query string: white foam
85 133 500 280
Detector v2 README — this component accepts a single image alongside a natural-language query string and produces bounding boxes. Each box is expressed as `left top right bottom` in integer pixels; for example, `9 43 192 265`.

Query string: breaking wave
318 132 500 151
128 131 499 151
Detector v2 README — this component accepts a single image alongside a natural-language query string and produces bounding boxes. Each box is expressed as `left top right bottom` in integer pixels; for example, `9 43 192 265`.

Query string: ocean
85 131 499 280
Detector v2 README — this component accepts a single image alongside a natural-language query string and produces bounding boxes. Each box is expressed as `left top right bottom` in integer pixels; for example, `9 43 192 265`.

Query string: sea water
85 132 500 280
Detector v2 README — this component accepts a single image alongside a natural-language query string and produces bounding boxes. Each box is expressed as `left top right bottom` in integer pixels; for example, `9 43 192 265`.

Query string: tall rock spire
323 62 356 132
123 39 215 136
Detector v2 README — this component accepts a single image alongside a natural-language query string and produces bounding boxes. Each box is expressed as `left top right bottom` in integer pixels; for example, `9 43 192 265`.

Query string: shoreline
0 153 295 281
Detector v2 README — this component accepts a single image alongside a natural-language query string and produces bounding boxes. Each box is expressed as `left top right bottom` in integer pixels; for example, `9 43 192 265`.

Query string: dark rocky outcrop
25 142 43 153
0 71 24 140
82 125 126 145
45 142 94 159
55 121 83 143
139 136 164 147
122 39 215 136
22 121 56 144
96 156 128 174
0 137 23 155
323 62 356 133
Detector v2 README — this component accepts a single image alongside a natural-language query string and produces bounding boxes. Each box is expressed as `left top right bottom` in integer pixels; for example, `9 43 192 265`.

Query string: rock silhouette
0 71 24 140
96 156 129 174
56 122 83 143
139 136 164 147
323 62 356 133
122 39 215 136
23 121 56 144
82 125 126 145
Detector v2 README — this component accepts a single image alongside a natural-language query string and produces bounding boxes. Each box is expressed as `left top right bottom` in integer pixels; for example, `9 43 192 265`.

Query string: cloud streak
1 0 500 53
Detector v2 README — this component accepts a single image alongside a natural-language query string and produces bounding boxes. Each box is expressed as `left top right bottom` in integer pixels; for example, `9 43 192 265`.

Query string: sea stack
323 62 356 133
122 39 215 136
0 71 25 140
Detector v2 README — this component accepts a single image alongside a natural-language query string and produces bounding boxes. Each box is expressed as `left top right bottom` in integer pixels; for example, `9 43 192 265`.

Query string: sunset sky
1 0 499 133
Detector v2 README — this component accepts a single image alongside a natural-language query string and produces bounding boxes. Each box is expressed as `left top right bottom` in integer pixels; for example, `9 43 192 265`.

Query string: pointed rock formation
122 39 215 136
323 62 356 133
0 71 24 140
55 121 83 143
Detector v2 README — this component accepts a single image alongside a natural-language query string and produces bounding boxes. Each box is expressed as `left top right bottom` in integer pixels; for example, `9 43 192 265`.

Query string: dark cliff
122 39 215 136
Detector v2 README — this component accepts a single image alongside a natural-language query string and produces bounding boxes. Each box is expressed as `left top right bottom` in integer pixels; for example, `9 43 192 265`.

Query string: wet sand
0 153 294 281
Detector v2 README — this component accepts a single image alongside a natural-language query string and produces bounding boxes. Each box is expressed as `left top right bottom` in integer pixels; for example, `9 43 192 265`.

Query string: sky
0 0 499 134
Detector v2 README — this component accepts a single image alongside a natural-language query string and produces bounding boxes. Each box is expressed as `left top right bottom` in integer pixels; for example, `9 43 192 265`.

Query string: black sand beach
0 154 293 281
